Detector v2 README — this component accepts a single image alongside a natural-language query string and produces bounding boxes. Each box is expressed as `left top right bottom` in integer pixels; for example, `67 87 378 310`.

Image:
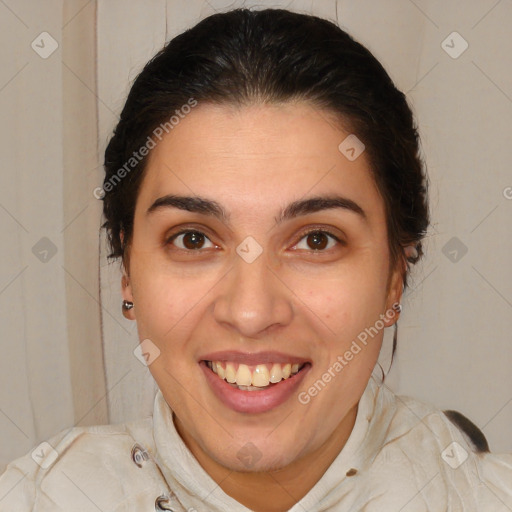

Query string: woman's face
122 101 403 472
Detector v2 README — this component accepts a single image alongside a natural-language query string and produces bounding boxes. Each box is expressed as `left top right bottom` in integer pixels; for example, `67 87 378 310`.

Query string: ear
120 230 135 320
121 272 136 320
383 256 405 327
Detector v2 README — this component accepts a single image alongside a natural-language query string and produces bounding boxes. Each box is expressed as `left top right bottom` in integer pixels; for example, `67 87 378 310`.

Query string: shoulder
370 384 512 509
385 388 491 453
0 417 168 511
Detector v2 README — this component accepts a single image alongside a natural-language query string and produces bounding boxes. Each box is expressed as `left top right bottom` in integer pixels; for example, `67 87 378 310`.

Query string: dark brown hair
102 7 429 308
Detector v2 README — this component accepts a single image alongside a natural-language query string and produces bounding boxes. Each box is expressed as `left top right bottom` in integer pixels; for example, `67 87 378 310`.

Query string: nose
212 250 294 338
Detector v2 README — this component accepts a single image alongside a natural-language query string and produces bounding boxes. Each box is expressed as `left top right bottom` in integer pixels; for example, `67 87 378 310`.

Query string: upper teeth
207 361 302 387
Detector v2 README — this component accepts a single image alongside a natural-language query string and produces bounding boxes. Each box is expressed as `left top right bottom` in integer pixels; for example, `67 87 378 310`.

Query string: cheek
296 259 389 330
129 265 183 338
129 262 219 345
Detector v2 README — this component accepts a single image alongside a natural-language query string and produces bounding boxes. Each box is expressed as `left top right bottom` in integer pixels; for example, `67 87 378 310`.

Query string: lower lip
200 361 311 414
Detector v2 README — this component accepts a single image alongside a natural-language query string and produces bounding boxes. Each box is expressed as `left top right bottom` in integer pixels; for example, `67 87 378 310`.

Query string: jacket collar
151 372 395 511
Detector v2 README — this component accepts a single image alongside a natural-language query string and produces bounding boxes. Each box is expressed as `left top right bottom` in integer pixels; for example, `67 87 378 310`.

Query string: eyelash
165 227 344 253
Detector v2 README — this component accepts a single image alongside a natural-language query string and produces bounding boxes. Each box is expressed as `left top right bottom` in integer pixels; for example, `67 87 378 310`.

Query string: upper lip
199 350 311 366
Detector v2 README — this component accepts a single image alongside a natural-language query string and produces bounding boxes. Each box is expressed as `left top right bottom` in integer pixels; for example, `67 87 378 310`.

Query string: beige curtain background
0 0 106 471
1 0 511 471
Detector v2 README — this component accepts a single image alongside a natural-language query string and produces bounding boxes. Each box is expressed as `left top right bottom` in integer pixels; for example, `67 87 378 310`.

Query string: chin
216 435 304 473
219 450 298 473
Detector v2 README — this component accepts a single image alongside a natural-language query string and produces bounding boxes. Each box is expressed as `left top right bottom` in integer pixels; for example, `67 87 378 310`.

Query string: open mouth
203 360 309 391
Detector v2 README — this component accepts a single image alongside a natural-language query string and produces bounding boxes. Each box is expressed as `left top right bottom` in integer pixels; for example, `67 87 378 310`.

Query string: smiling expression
121 100 403 472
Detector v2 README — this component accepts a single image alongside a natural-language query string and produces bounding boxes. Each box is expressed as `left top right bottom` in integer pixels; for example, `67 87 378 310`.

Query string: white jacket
1 375 511 511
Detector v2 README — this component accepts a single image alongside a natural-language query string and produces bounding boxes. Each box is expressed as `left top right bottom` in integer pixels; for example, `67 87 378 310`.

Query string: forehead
136 101 384 222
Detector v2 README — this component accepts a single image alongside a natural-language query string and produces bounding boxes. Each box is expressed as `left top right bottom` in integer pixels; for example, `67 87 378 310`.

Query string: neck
174 403 358 512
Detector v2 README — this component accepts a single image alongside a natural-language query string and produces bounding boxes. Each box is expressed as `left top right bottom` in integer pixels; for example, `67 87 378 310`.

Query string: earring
122 300 134 311
395 303 402 313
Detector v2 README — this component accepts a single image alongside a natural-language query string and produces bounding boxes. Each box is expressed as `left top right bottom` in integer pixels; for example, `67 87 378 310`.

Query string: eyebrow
146 194 367 225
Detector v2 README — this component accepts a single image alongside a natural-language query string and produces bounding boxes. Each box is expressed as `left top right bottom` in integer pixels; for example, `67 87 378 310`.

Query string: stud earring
122 300 134 311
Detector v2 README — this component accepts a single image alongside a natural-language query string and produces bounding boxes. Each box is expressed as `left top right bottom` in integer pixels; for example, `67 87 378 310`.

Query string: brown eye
307 232 328 250
294 230 341 251
168 230 214 251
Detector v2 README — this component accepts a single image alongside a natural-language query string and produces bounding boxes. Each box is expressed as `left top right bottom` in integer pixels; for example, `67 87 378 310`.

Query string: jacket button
131 443 149 468
155 494 176 510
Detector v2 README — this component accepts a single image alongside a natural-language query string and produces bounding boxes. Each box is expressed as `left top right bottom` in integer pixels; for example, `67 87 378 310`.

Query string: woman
1 8 511 511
